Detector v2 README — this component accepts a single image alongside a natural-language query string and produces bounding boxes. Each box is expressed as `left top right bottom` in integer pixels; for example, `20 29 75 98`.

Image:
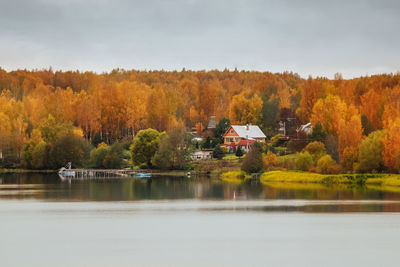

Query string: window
230 130 234 134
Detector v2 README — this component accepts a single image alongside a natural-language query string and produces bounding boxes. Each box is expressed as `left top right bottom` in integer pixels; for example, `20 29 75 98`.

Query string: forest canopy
0 68 399 171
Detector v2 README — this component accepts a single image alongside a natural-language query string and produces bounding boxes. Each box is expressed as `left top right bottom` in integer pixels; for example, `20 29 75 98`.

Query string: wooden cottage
222 124 266 152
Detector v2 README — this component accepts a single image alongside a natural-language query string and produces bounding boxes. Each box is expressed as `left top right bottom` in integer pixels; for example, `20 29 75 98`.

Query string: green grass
222 154 241 160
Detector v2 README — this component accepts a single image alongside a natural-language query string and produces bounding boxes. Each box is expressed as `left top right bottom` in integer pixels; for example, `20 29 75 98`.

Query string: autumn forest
0 68 399 172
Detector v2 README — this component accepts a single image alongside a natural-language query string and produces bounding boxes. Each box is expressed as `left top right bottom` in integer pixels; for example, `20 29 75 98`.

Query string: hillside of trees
0 68 399 172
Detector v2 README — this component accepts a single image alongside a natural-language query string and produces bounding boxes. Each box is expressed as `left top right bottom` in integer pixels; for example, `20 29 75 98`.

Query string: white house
190 149 213 160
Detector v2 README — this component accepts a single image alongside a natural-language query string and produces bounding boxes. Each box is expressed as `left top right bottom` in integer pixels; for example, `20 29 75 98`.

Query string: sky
1 0 399 79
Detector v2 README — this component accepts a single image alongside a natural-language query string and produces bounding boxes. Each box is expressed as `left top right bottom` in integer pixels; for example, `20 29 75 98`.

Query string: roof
230 125 266 139
297 122 312 132
207 116 216 129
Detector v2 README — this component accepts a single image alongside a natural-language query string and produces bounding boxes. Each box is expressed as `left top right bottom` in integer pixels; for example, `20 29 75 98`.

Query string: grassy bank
220 171 247 183
260 171 400 186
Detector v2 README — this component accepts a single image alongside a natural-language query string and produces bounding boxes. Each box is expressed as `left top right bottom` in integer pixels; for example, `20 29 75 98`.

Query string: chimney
246 124 249 131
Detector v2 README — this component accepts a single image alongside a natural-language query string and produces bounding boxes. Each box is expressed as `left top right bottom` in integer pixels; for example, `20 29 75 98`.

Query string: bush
90 146 109 168
295 152 314 171
241 147 263 173
303 141 326 163
316 154 340 174
213 145 225 160
104 142 124 169
270 134 284 147
340 146 358 172
263 151 279 170
235 146 244 158
90 142 124 169
282 157 296 170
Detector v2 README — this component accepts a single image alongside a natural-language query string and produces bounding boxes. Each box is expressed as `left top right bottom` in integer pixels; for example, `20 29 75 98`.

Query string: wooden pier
58 166 154 180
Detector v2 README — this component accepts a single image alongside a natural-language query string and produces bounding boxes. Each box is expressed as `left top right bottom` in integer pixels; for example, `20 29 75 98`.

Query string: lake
1 173 400 267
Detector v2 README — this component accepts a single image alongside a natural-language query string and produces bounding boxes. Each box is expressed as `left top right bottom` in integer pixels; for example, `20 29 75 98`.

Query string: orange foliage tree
382 118 400 172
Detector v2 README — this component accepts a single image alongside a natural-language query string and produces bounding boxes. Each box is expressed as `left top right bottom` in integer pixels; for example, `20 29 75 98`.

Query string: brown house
222 124 266 152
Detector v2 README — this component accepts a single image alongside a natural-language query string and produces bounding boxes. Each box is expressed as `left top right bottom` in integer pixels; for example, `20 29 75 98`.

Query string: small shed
191 149 213 160
207 116 217 129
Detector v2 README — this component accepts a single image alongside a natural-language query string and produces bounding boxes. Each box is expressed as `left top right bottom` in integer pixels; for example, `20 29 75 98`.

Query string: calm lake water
1 173 400 266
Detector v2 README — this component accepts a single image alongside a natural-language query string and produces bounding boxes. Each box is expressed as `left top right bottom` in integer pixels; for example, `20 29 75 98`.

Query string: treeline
0 68 399 172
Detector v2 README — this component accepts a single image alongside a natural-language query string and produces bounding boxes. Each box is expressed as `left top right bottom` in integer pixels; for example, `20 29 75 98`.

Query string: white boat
136 173 152 178
58 167 76 180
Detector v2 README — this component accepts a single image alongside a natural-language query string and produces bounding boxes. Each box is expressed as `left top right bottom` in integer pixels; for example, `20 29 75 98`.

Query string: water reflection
2 173 400 212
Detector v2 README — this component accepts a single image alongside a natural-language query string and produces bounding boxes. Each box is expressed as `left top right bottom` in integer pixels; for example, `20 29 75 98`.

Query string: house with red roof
222 124 266 153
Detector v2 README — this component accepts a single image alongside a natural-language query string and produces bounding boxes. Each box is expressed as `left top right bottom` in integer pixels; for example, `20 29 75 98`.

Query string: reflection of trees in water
261 182 400 202
3 174 400 206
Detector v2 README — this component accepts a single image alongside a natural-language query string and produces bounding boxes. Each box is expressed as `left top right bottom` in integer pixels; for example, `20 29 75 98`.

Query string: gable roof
207 116 216 129
229 125 266 139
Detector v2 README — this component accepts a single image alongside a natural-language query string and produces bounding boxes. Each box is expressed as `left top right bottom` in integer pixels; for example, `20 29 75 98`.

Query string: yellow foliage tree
311 94 346 135
229 92 262 125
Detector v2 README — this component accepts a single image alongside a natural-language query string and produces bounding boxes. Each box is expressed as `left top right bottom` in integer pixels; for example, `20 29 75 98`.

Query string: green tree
31 141 47 169
152 126 192 170
90 146 110 168
213 117 230 143
202 136 212 149
260 95 279 138
103 142 124 169
295 152 314 171
213 144 224 160
325 135 339 162
130 128 162 168
152 133 173 169
38 115 73 143
357 130 386 173
241 147 263 173
49 134 88 169
308 122 327 142
361 114 375 136
91 132 104 147
22 129 47 169
235 146 244 158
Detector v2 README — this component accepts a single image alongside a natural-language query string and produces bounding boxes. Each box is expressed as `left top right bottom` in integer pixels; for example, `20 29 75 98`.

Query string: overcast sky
1 0 399 78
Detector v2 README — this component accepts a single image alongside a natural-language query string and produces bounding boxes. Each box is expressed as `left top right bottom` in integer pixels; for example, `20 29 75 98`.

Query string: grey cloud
0 0 399 78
